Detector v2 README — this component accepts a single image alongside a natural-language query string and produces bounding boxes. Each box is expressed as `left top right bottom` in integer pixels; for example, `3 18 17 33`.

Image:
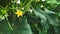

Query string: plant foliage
0 0 60 34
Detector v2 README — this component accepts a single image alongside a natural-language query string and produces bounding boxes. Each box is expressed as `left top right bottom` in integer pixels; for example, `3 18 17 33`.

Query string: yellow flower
15 10 23 17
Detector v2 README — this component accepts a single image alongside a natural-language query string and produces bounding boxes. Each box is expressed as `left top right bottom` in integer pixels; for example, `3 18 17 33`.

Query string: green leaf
0 20 12 33
47 0 60 4
24 0 32 11
33 7 50 29
13 16 32 34
44 8 56 14
1 9 6 15
47 15 58 26
0 15 5 21
58 12 60 17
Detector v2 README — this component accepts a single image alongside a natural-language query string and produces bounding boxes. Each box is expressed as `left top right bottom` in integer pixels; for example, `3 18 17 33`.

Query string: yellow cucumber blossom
15 10 23 18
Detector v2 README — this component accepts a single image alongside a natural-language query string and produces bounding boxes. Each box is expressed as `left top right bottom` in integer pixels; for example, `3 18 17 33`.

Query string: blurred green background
0 0 60 34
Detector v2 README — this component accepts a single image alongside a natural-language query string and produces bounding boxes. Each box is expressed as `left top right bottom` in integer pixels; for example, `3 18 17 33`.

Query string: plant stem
6 16 13 30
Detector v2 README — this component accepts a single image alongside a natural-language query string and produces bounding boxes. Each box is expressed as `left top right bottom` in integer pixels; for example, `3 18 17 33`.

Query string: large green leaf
0 19 12 34
12 16 32 34
47 15 59 26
